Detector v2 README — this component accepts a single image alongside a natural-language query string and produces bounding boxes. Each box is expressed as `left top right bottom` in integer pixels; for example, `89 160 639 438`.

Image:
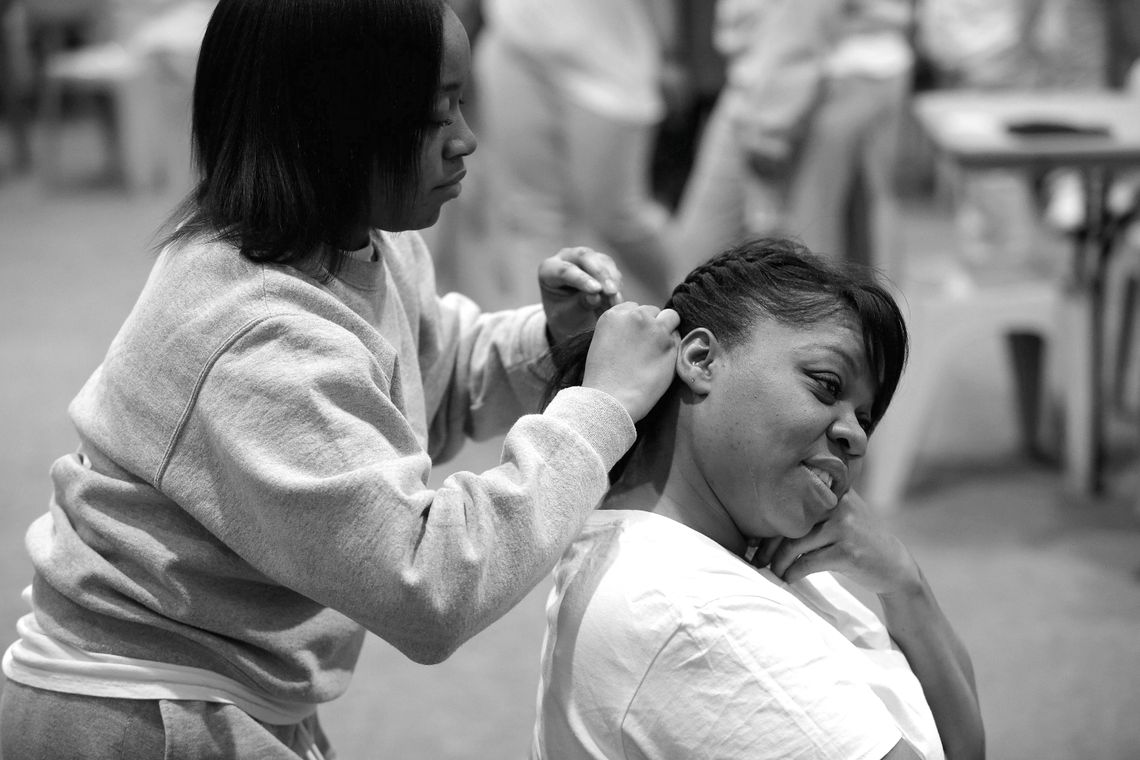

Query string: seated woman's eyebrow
799 343 860 373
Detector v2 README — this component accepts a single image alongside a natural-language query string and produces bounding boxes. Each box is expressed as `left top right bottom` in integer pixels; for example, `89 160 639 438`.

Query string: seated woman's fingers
749 536 784 569
779 546 841 586
768 523 836 580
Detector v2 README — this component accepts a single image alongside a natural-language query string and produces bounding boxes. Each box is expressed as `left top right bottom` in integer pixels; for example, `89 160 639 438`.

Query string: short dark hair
546 238 909 479
161 0 446 275
664 237 908 427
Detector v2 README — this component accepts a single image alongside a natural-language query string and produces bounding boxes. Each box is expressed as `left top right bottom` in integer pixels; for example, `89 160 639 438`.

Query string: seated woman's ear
675 328 718 396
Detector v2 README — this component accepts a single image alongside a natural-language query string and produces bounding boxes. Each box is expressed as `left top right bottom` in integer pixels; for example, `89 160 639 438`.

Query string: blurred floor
2 117 1140 759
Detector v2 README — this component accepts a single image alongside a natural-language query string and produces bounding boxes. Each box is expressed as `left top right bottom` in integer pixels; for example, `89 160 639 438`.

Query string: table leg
1063 169 1112 496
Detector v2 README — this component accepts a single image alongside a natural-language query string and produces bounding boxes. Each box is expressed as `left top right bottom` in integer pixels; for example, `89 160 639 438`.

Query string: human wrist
875 546 926 603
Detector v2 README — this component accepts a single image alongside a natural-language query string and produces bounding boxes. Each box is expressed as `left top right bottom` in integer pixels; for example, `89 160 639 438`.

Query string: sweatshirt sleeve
159 314 635 665
423 290 552 464
385 229 552 464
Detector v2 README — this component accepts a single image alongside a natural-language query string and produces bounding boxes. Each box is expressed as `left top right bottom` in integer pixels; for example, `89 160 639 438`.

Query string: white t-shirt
531 510 944 760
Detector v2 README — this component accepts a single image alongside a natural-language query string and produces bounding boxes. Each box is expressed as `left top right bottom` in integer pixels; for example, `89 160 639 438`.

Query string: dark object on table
1006 119 1112 138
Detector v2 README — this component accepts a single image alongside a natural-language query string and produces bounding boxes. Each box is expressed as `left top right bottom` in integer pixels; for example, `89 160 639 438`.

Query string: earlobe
675 328 717 395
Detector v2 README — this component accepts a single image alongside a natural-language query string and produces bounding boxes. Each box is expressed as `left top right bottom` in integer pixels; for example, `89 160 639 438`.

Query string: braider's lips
437 169 466 188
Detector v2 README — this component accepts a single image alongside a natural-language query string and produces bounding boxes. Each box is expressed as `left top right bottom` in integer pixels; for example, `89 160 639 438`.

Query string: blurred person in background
672 0 915 277
472 0 683 306
1105 0 1140 91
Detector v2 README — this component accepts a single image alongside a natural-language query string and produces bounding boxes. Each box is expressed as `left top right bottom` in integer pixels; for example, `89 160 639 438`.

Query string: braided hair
545 238 908 481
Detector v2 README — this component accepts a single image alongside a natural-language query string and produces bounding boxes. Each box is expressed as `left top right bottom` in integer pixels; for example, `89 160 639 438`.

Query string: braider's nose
445 115 477 160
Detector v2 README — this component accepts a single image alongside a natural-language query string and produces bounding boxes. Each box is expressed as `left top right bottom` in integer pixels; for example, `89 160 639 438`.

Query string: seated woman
532 238 984 759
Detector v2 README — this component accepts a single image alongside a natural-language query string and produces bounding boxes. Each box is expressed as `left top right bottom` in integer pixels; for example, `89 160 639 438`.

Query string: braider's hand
539 247 624 346
582 303 680 422
751 490 921 595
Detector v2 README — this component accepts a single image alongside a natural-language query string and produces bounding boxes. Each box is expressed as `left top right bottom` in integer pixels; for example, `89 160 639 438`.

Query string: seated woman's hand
539 246 624 345
581 302 680 422
755 490 922 595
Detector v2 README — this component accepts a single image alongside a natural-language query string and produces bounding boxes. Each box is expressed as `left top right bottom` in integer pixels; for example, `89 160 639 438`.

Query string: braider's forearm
879 566 985 760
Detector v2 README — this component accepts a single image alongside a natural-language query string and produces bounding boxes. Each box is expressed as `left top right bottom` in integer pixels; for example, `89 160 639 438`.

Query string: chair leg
861 338 949 511
1115 278 1137 404
1006 331 1048 460
1057 288 1099 494
1125 281 1140 414
110 69 160 192
1 1 33 173
37 76 67 187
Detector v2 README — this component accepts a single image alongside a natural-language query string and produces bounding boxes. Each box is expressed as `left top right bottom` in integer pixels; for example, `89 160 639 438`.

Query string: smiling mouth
803 464 835 493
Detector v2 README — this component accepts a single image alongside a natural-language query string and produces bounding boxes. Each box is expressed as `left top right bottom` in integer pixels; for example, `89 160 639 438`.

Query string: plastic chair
39 40 161 190
1 0 109 176
36 0 209 192
860 262 1062 511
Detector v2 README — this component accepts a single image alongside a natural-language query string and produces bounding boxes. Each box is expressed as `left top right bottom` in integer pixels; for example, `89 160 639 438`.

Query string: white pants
473 31 673 305
673 74 910 279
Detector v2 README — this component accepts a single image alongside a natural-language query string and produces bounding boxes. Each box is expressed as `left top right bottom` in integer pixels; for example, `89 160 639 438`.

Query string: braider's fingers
571 247 622 298
598 300 639 317
654 307 680 331
539 254 602 294
546 246 622 299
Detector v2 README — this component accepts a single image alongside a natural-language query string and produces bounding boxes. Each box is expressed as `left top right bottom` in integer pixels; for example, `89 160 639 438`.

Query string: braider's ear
675 328 718 396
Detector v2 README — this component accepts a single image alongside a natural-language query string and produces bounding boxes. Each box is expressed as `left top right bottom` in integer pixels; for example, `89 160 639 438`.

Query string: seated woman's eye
814 374 842 399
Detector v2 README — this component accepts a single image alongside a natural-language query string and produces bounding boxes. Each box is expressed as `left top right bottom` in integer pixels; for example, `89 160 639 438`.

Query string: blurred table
914 89 1140 497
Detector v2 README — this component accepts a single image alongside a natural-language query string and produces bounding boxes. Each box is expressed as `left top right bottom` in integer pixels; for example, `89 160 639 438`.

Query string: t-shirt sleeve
620 594 904 760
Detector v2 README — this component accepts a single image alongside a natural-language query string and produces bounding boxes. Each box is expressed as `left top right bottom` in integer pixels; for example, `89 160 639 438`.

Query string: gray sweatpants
0 679 333 759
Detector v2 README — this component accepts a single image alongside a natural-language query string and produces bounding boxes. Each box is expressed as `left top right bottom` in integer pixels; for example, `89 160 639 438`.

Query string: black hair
159 0 446 276
545 238 909 479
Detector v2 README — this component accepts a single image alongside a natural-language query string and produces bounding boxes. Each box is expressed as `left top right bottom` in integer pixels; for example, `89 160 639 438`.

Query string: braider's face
371 7 476 231
684 313 876 541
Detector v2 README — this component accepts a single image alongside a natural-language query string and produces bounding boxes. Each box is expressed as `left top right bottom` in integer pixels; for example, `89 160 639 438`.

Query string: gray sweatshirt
24 230 634 706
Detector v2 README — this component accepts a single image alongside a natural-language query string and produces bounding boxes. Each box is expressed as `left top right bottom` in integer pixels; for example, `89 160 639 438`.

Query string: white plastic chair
860 261 1062 511
39 40 161 189
37 0 210 192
